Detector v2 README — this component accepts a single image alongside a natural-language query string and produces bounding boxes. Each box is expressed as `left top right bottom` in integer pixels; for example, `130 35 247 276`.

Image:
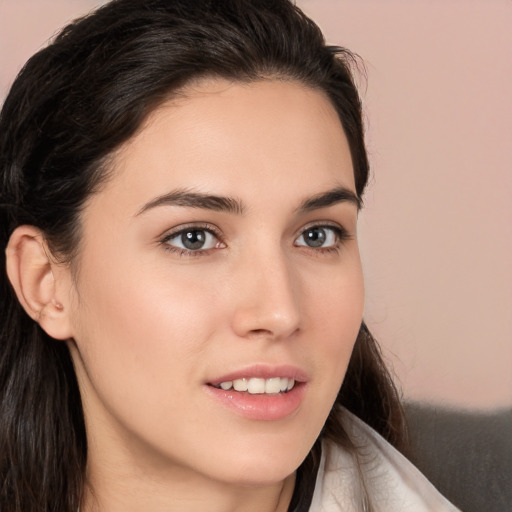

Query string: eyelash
159 222 350 258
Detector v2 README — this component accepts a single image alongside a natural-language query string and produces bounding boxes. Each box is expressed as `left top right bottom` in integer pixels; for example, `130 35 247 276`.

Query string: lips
204 365 308 421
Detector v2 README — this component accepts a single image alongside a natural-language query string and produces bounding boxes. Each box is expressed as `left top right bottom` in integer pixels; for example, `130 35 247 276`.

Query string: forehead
95 79 355 213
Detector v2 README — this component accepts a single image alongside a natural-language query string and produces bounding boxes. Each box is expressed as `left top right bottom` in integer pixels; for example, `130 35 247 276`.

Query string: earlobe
5 225 73 340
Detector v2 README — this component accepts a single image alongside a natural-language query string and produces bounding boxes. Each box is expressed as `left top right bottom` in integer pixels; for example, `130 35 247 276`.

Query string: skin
10 79 365 512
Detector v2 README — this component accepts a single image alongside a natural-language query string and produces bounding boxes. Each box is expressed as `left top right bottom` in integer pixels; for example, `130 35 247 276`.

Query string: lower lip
204 383 306 421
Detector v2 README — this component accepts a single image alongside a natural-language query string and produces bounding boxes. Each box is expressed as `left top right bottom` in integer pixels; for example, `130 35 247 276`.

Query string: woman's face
66 79 364 487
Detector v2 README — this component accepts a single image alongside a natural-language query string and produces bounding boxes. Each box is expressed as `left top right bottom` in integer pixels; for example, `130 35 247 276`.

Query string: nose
230 249 301 341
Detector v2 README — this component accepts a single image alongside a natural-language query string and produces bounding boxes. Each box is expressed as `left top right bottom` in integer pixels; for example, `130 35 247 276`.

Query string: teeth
247 378 265 394
217 377 296 394
233 378 248 391
265 377 281 394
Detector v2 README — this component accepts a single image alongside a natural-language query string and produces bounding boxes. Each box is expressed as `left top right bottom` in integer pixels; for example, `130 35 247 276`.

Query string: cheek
306 257 364 386
68 258 225 461
305 250 364 335
74 265 216 365
69 250 219 408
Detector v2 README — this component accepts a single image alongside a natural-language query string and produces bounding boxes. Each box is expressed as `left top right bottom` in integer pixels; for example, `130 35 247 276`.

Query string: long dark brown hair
0 1 405 511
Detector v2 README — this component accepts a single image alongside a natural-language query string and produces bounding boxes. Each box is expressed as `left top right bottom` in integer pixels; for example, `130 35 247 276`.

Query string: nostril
247 328 273 338
246 326 300 341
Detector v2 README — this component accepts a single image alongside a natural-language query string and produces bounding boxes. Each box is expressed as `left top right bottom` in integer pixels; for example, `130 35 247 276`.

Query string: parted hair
0 1 406 511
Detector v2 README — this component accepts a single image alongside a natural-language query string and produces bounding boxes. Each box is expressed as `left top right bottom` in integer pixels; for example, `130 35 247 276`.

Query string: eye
294 225 342 249
162 227 222 252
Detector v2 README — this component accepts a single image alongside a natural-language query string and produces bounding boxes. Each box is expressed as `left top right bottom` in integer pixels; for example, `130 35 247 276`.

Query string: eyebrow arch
136 189 245 216
298 187 362 212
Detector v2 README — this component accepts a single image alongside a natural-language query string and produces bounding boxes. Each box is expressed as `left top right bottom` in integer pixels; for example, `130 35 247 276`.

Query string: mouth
209 377 296 395
204 367 307 420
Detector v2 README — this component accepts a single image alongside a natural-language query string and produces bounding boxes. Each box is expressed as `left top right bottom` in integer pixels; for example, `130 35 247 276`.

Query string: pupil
182 230 206 250
305 228 326 247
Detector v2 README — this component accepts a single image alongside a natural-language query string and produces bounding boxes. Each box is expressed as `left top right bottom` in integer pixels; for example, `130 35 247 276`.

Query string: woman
0 1 460 511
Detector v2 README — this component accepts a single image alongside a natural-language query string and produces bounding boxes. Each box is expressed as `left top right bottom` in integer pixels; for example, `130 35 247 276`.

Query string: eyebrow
136 185 361 217
136 189 245 216
297 187 362 212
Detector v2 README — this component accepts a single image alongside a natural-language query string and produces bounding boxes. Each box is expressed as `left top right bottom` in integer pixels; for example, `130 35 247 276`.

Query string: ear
5 225 73 340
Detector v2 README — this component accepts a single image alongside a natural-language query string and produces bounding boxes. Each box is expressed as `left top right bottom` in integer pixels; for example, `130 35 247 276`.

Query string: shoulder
309 407 461 512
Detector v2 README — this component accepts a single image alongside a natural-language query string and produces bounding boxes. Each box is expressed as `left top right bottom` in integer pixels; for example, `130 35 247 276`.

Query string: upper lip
207 364 309 386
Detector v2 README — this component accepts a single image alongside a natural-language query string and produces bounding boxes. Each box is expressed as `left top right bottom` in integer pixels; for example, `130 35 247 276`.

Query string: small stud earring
52 299 64 311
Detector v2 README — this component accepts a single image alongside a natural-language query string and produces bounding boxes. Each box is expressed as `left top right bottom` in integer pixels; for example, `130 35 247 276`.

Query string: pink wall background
1 0 511 410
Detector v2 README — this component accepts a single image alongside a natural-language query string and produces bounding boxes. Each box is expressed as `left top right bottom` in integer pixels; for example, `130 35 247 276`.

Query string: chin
205 438 313 487
214 463 298 488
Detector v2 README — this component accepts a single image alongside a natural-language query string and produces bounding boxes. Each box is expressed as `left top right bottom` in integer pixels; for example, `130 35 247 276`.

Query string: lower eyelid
161 245 214 257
